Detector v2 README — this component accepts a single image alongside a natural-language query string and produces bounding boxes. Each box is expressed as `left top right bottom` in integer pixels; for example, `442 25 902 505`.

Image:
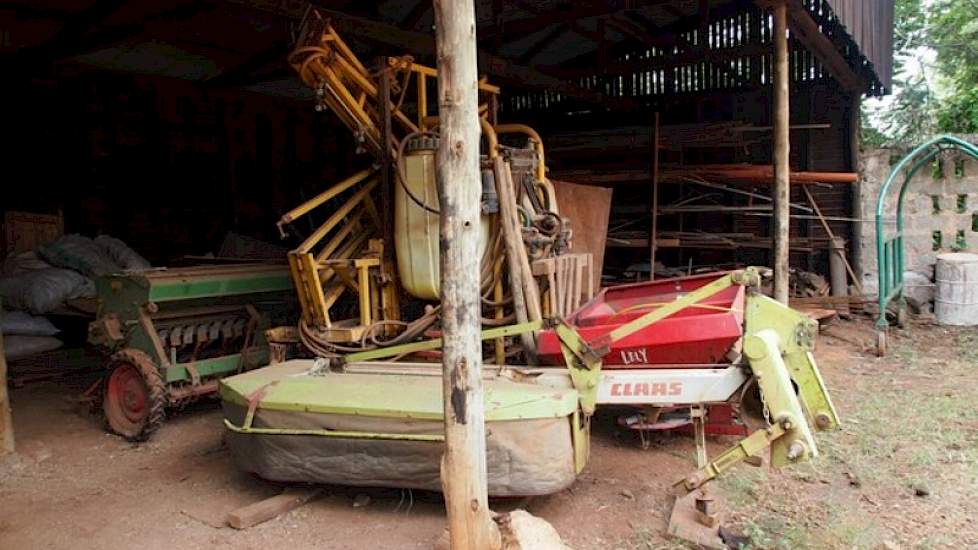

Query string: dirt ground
1 317 976 550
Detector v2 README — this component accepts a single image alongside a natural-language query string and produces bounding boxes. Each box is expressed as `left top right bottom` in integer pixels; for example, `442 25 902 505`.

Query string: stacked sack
0 234 151 360
1 310 62 361
0 234 150 315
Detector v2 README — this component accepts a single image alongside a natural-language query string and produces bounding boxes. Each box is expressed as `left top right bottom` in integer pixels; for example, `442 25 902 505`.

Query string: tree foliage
930 0 978 132
863 0 978 145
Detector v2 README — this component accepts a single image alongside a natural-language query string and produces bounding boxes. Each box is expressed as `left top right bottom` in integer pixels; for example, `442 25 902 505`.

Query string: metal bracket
674 423 787 493
553 320 602 415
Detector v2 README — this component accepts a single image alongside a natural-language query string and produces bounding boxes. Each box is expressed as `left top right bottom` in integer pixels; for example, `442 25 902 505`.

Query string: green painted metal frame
92 265 293 386
876 135 978 329
149 272 293 302
164 349 270 383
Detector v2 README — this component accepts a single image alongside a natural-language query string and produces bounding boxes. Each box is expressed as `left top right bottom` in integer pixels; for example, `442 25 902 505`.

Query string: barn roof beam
765 0 863 93
232 0 634 108
478 0 673 41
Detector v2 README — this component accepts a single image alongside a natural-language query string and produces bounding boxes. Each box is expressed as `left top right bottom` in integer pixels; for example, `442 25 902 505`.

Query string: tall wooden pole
772 0 791 304
433 1 498 549
649 112 660 281
0 308 14 455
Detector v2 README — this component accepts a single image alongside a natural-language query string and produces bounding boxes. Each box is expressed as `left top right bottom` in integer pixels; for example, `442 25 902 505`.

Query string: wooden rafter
544 41 771 79
232 0 629 107
19 0 127 59
541 1 767 84
555 0 743 70
511 0 602 46
479 0 673 41
518 24 569 64
625 7 750 87
0 3 74 21
782 0 863 93
205 41 290 86
21 1 217 62
399 0 431 30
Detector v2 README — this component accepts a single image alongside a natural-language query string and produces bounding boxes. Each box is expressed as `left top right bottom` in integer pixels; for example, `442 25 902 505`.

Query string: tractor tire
103 348 168 441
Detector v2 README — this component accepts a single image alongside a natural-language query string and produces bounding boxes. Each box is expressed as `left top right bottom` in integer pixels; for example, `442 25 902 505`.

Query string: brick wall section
857 140 978 307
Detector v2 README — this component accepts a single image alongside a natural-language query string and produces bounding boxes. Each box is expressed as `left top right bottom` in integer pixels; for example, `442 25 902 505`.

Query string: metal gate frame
875 135 978 352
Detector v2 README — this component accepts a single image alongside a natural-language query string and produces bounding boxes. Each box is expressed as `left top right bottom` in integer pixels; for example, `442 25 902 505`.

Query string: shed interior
2 0 891 278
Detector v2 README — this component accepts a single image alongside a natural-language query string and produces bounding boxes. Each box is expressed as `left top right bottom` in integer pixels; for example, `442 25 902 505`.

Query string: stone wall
856 140 978 310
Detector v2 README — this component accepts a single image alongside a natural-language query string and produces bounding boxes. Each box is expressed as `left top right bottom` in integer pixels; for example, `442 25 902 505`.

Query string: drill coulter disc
103 348 167 441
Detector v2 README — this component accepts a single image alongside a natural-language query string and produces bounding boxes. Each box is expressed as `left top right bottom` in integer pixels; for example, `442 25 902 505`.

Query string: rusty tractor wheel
103 348 167 441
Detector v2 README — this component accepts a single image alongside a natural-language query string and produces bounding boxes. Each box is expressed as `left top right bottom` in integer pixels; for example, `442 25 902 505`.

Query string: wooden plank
226 488 323 529
231 0 616 106
399 0 431 29
0 307 13 455
783 0 864 93
572 255 584 311
493 157 536 354
771 0 791 305
552 180 612 295
3 210 63 257
801 185 864 295
650 113 660 281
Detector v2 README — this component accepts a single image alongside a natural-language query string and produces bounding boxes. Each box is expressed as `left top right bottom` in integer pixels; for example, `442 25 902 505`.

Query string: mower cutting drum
220 361 584 497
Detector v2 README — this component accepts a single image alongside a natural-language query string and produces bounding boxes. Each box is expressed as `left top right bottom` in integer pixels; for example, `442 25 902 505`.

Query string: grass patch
719 325 978 548
719 467 767 507
742 517 810 549
627 529 689 550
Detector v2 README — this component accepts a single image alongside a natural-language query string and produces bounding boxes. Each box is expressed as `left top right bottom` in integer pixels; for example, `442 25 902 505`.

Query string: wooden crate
2 210 64 259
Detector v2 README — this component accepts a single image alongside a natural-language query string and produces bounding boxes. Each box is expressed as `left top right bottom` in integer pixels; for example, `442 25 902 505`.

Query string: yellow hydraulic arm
674 286 841 492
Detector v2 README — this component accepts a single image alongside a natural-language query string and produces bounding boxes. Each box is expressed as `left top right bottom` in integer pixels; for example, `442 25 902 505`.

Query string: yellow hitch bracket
673 423 787 493
553 320 603 416
744 294 841 434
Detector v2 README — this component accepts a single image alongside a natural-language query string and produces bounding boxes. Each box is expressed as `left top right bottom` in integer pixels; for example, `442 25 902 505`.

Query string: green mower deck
220 360 584 496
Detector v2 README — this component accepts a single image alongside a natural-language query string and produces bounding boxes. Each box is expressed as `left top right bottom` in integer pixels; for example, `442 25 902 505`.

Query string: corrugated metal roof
825 0 894 91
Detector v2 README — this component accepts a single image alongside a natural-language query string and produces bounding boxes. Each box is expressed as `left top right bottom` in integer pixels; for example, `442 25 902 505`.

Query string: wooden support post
650 112 660 281
0 307 13 455
771 0 791 304
433 1 499 548
377 58 396 266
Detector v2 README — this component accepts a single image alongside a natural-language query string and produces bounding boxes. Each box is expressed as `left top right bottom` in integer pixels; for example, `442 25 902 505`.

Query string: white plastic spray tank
395 136 491 299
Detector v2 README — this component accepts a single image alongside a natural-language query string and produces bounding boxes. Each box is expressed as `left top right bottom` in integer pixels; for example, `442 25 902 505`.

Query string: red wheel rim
105 364 149 430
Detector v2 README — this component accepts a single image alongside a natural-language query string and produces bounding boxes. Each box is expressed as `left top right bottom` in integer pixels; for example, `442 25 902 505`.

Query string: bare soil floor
1 318 976 549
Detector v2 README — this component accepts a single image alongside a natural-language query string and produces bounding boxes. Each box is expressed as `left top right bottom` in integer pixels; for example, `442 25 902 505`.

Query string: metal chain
756 375 772 425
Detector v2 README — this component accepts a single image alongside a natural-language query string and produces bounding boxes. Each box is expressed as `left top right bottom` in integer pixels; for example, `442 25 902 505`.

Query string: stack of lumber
553 165 857 186
662 164 858 184
606 231 830 252
545 121 832 155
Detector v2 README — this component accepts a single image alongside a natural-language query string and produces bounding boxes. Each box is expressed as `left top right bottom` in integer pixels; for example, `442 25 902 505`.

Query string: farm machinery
88 263 293 440
219 12 839 542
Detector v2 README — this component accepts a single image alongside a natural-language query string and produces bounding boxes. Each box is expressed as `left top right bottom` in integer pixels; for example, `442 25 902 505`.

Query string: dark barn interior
2 0 891 273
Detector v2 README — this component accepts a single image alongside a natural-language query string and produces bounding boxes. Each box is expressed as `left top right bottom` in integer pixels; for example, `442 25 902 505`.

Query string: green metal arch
876 136 978 328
